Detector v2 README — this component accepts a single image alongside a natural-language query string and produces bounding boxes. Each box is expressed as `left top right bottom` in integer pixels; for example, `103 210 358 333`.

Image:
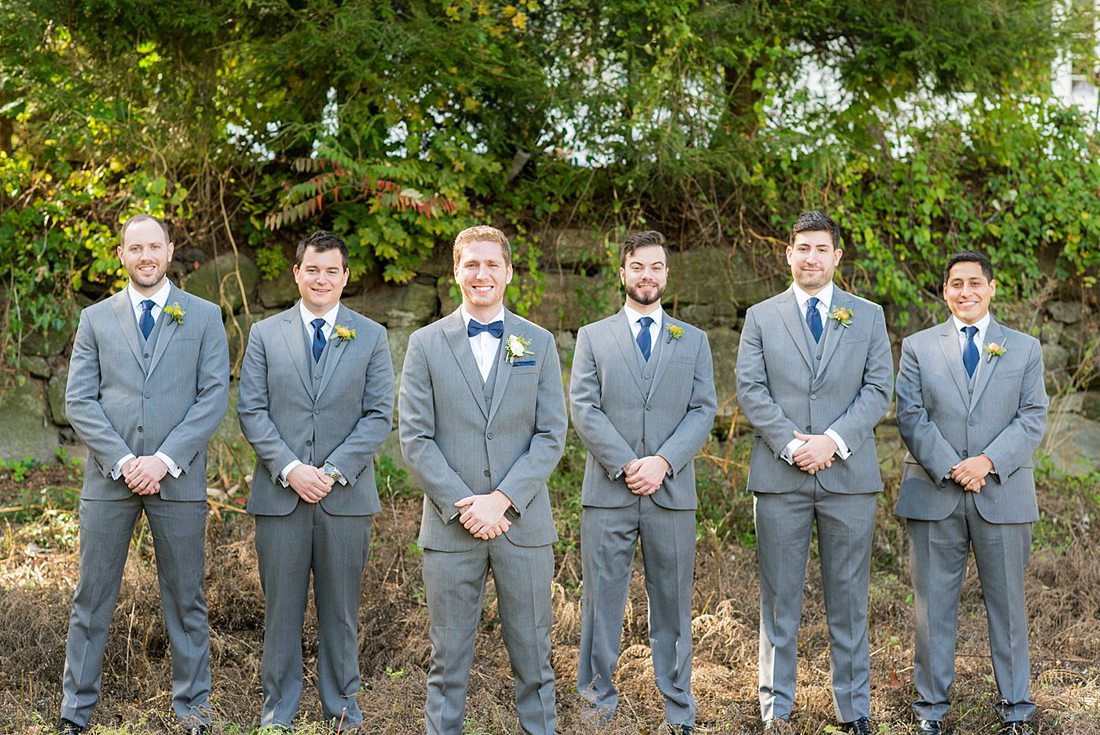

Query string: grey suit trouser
255 502 372 728
907 492 1034 723
422 539 556 735
754 484 877 723
578 497 696 725
62 495 211 728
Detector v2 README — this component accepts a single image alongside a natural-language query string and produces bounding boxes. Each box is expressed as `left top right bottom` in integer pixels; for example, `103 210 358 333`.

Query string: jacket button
487 432 494 439
137 425 143 432
143 352 150 358
314 409 321 415
645 404 652 411
306 440 313 446
144 392 151 399
962 450 968 456
483 470 491 477
810 394 816 400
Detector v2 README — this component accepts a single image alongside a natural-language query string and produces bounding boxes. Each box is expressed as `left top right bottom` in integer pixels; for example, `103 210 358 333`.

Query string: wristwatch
322 463 345 484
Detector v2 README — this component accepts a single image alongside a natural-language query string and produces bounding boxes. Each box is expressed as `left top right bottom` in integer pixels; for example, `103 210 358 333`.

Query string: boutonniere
163 302 185 325
829 306 853 328
334 324 356 342
505 334 533 363
666 324 684 342
985 341 1006 362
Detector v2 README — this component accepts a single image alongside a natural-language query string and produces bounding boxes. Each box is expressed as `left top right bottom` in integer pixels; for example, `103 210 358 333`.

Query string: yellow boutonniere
667 324 684 341
985 342 1006 362
334 324 356 342
163 302 185 325
830 306 853 328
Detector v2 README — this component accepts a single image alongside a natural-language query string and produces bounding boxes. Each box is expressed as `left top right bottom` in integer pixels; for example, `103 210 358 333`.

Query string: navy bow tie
467 319 504 339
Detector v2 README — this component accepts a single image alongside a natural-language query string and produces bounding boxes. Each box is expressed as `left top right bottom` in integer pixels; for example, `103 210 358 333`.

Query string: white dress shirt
461 306 505 382
112 281 182 481
279 302 345 486
781 282 851 465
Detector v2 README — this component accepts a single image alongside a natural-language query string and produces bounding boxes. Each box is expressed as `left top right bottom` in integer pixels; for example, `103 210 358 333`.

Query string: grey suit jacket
239 303 394 516
736 285 892 494
570 310 716 510
66 285 229 501
895 316 1047 524
398 308 568 551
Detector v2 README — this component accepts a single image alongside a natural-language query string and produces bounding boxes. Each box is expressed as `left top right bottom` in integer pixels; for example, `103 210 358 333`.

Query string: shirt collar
623 303 663 329
460 305 506 330
792 282 833 311
951 312 991 341
299 301 341 330
127 280 171 310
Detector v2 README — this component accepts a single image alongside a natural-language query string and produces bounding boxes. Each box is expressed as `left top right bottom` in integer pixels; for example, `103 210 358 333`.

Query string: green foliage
254 244 290 281
0 456 37 484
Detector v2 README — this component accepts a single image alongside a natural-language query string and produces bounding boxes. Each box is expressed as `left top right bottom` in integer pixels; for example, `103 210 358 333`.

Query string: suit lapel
442 309 490 420
648 314 679 399
813 288 850 385
279 305 314 397
970 317 1005 411
316 304 351 400
486 311 520 424
936 319 970 405
610 309 647 397
776 287 813 372
147 285 183 377
109 290 144 368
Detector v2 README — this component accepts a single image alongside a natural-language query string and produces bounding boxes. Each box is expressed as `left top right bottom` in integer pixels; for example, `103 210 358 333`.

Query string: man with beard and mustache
736 211 892 734
59 214 229 735
570 230 716 733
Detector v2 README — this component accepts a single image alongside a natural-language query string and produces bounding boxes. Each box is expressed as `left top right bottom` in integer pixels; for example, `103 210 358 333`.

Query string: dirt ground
1 460 1098 735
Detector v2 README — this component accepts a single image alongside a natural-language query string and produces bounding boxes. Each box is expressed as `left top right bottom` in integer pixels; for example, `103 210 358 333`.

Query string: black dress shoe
917 720 943 735
841 717 873 735
663 724 694 735
57 720 86 735
999 722 1032 735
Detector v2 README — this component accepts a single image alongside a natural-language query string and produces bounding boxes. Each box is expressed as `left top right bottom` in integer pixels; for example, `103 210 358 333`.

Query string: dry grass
0 464 1097 735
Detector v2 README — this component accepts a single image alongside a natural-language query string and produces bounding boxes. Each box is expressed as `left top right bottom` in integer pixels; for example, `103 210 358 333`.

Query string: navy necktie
311 318 327 362
139 299 155 340
962 325 979 378
467 319 504 339
636 316 653 361
806 296 823 342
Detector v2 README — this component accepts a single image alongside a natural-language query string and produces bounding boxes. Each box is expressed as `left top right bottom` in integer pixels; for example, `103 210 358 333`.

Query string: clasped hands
791 431 837 475
455 490 513 540
950 455 993 493
122 455 169 495
287 464 336 503
623 455 670 496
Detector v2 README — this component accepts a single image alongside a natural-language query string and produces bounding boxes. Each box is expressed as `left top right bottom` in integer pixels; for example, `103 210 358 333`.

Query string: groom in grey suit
238 230 394 730
570 230 716 734
60 214 229 735
895 251 1047 735
399 225 567 735
736 211 892 734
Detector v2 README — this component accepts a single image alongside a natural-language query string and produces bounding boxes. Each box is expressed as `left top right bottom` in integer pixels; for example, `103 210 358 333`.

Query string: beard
625 281 664 306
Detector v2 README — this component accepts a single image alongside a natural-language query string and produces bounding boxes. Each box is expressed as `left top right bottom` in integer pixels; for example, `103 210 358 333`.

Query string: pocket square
512 360 536 367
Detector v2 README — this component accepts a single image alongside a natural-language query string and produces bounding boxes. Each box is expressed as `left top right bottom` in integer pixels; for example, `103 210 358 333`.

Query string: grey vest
797 300 830 378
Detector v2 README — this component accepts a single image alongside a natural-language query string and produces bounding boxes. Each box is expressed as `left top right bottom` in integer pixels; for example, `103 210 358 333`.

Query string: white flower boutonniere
505 334 533 363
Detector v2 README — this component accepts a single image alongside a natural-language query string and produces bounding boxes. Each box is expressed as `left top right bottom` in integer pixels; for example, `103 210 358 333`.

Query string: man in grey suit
238 230 394 731
895 251 1047 735
570 230 716 734
736 211 892 734
60 214 229 735
398 225 567 735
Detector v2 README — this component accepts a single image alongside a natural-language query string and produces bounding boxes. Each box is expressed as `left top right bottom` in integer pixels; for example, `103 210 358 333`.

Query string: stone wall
4 231 1097 478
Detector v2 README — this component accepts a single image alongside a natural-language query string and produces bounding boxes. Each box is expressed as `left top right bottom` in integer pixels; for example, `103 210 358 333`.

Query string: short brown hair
120 214 170 248
619 230 668 267
453 225 511 268
296 230 349 269
789 210 840 248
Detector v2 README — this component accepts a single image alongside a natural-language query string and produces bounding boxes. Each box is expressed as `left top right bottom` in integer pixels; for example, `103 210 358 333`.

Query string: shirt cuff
279 460 302 487
824 429 851 460
780 439 803 466
154 451 182 478
112 453 136 480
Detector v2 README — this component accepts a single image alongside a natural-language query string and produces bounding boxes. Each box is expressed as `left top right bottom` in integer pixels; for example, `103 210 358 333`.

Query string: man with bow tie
238 230 394 730
60 214 229 735
895 251 1047 735
399 225 567 735
736 211 892 734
